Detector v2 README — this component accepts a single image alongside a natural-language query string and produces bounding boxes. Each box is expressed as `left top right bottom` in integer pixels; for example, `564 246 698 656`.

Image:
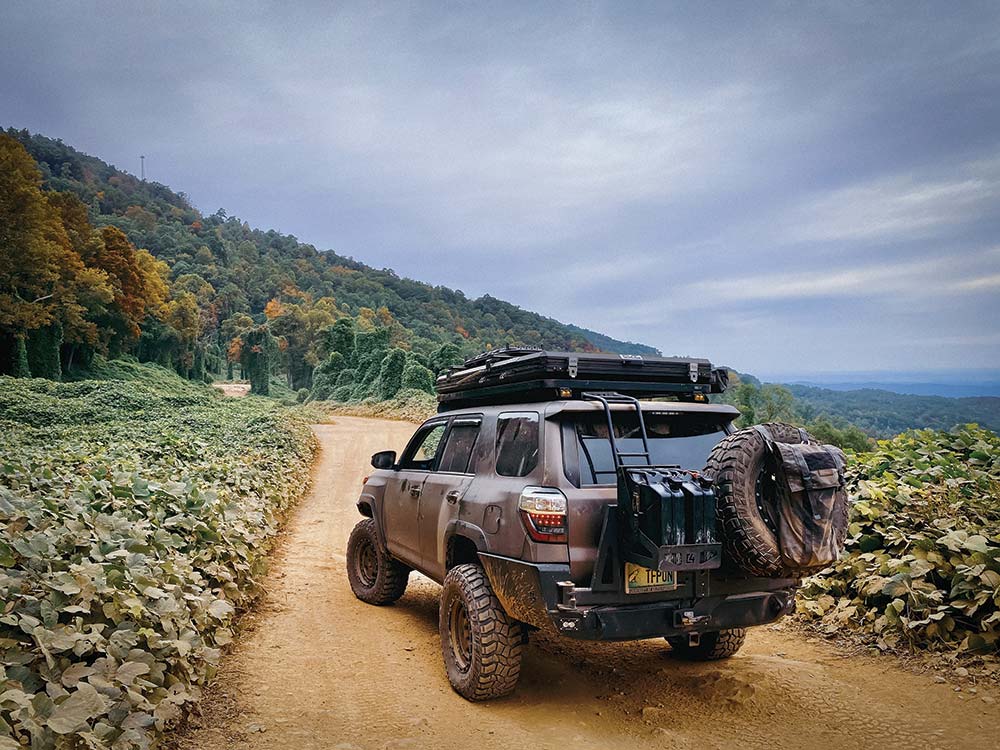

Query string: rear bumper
478 553 796 641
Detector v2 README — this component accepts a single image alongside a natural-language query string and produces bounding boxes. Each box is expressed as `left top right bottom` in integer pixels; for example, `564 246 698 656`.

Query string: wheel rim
355 537 378 587
755 470 779 534
448 598 473 673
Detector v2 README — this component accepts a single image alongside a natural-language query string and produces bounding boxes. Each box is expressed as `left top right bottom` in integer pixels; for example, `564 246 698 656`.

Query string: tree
220 313 255 379
240 325 278 395
0 135 109 375
25 323 62 379
429 342 463 375
89 226 149 354
310 351 346 401
319 317 355 362
401 359 435 394
164 292 201 377
376 348 407 400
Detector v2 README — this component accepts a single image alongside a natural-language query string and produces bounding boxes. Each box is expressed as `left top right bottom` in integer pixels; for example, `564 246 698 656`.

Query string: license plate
625 562 677 594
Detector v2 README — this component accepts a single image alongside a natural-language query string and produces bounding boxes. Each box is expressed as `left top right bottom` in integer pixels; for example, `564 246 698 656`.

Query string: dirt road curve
176 417 999 750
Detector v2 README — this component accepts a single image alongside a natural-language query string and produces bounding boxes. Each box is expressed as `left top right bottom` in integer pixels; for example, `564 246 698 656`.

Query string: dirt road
177 416 999 750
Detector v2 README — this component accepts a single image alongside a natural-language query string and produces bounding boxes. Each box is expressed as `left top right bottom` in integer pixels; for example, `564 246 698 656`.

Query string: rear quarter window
495 412 539 477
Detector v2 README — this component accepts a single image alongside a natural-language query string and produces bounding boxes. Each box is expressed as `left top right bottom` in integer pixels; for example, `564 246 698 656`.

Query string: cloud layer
2 1 998 374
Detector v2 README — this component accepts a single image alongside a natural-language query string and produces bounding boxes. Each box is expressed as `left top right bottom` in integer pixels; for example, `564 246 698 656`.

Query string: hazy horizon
3 2 999 374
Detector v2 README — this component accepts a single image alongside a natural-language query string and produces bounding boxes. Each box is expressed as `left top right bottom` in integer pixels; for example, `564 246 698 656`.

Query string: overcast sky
3 2 999 377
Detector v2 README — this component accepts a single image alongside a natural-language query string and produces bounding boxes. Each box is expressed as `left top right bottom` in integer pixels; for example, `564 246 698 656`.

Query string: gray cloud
2 1 999 374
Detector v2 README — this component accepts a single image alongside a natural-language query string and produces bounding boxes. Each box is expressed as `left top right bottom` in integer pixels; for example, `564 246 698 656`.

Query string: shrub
797 425 1000 654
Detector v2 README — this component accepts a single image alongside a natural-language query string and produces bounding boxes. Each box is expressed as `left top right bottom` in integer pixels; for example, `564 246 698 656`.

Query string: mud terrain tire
439 564 523 701
346 518 410 605
706 422 825 578
667 629 746 660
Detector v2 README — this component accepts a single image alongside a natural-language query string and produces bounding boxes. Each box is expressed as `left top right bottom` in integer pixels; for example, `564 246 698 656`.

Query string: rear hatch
558 407 733 585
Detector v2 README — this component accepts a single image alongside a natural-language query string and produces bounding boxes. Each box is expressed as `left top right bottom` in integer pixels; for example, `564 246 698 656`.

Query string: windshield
561 411 729 487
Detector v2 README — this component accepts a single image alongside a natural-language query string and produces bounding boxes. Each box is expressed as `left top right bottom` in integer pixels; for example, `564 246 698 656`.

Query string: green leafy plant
797 425 1000 655
0 366 316 748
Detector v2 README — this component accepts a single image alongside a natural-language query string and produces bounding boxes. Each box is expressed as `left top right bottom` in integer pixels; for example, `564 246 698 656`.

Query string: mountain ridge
5 126 655 361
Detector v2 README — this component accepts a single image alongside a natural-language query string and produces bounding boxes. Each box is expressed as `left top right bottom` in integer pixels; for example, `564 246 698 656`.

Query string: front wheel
439 564 523 701
667 629 746 660
346 518 409 605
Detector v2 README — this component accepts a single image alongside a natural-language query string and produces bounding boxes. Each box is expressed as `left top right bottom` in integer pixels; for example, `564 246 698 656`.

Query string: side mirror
371 450 397 470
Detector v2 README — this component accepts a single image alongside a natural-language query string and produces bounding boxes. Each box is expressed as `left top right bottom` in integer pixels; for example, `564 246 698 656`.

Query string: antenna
140 155 145 181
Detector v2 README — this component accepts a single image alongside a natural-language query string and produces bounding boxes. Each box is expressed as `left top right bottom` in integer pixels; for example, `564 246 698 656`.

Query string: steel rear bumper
478 553 796 641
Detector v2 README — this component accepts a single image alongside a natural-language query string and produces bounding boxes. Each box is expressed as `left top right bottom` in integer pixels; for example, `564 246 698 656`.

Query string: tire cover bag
705 423 850 578
760 430 848 572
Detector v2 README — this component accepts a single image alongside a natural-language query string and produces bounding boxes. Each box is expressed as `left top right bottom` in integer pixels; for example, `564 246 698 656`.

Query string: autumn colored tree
264 295 336 389
0 135 110 376
220 312 255 379
164 292 201 378
87 226 149 355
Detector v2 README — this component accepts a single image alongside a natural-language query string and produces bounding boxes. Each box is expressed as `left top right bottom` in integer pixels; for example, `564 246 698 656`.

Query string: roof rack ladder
581 391 652 470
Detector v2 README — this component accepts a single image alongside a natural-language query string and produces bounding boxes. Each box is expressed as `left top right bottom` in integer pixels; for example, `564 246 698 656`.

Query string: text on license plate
625 562 677 594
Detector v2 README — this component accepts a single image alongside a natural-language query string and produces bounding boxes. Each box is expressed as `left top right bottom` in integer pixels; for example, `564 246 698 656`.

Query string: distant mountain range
785 384 1000 437
788 380 1000 399
762 369 1000 399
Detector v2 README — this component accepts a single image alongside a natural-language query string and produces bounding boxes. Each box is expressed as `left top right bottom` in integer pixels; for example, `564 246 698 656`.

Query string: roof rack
435 349 729 412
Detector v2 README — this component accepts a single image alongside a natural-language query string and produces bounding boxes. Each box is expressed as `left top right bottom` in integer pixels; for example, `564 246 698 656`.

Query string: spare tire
705 422 840 578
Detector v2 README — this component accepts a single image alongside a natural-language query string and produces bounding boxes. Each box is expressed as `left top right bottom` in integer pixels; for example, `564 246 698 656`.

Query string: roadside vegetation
797 425 1000 663
0 363 316 749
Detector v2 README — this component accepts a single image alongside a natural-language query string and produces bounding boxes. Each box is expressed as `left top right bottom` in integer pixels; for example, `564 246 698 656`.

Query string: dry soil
175 416 1000 750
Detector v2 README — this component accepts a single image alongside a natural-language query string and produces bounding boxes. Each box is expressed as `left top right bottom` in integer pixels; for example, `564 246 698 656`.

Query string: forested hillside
788 384 1000 438
0 127 656 396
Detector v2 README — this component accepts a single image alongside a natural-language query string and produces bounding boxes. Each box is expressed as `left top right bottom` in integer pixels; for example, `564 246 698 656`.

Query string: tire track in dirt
175 416 1000 750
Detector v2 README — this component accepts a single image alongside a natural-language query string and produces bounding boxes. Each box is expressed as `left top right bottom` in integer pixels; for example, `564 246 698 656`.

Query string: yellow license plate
625 562 677 594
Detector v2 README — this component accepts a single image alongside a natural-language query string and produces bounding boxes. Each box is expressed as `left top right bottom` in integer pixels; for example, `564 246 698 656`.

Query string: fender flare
356 494 375 518
357 493 389 550
444 520 489 555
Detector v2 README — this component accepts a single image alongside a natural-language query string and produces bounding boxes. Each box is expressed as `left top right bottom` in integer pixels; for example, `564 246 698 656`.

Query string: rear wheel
346 518 409 605
439 564 523 701
667 629 746 660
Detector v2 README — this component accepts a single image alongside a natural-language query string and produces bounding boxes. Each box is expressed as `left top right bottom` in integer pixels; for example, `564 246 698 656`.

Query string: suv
347 396 798 700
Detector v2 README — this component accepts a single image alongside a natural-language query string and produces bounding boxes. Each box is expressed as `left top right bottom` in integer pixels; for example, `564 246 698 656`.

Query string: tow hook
556 580 577 610
674 609 710 629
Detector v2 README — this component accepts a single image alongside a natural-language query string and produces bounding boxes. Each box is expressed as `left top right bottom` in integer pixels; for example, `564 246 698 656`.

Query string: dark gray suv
347 398 798 700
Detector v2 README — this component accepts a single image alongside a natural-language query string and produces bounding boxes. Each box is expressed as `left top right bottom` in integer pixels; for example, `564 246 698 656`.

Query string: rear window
563 411 728 486
496 412 539 477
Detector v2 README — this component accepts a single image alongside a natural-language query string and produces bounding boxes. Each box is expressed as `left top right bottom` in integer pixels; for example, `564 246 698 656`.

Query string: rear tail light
518 487 568 543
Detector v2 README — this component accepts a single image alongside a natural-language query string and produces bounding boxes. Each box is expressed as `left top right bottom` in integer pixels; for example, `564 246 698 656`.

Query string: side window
399 422 448 470
438 420 481 474
496 412 539 477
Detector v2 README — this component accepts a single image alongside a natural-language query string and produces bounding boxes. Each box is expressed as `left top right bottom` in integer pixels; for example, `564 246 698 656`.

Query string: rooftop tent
435 348 729 411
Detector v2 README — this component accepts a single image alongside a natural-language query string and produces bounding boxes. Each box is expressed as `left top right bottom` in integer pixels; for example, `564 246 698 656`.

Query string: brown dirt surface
173 416 1000 750
212 382 251 398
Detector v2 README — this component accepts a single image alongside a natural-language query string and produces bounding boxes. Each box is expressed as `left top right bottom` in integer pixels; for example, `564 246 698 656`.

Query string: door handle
410 486 422 498
446 490 461 504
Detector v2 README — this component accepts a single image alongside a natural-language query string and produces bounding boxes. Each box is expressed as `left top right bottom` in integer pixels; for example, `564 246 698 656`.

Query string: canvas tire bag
753 426 848 572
